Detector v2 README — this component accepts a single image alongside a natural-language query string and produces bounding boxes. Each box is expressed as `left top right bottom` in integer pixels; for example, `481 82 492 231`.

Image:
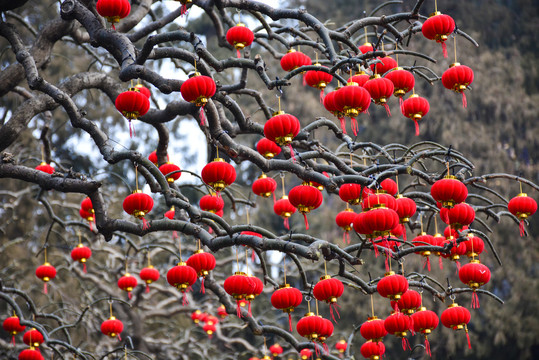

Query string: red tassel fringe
288 313 293 332
288 144 296 162
462 92 467 108
519 220 525 236
284 217 290 230
439 256 443 270
399 96 404 112
330 303 341 323
442 42 448 58
303 213 309 230
142 217 150 230
11 336 15 346
319 89 324 103
200 106 206 126
145 284 150 293
236 300 242 318
425 336 432 357
371 239 379 257
466 328 472 349
351 117 358 136
414 119 420 136
181 4 187 16
402 337 411 351
384 254 390 272
339 117 346 134
43 283 48 294
128 291 132 300
236 49 241 58
383 103 391 117
423 256 431 271
83 263 87 273
471 292 480 309
201 277 205 294
128 120 135 138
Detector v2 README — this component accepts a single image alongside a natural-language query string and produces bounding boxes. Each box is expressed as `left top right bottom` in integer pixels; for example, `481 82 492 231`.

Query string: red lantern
23 328 44 348
363 75 394 116
118 273 137 299
421 12 455 58
339 183 364 205
123 190 154 229
297 313 325 346
412 233 435 271
370 57 397 75
363 207 399 237
252 174 277 200
269 343 283 357
360 341 385 360
115 87 150 137
299 348 313 360
203 322 217 338
101 316 124 339
462 232 484 258
191 310 203 323
139 265 160 293
217 305 228 319
360 316 387 342
201 158 236 192
336 208 357 244
508 192 537 236
348 71 370 87
263 112 301 156
411 307 439 356
353 211 374 239
362 193 397 212
335 339 347 353
433 232 446 269
224 272 255 317
35 162 54 174
395 195 416 224
288 184 323 229
377 271 408 301
71 243 92 273
186 249 216 293
447 203 475 230
358 42 374 54
96 0 131 29
380 178 398 196
18 348 44 360
256 138 282 159
441 236 467 270
79 197 95 230
3 315 26 345
430 176 468 208
313 275 344 322
148 150 169 165
304 64 333 102
323 88 345 131
318 316 334 344
384 311 411 350
334 83 371 136
180 73 217 126
271 284 303 331
166 262 198 305
390 289 422 315
159 162 181 183
134 83 151 98
308 171 330 191
280 49 312 72
226 23 254 58
274 195 297 230
441 303 472 349
442 63 474 108
199 193 225 213
385 68 415 105
164 206 175 219
36 262 56 294
401 94 430 136
459 260 491 309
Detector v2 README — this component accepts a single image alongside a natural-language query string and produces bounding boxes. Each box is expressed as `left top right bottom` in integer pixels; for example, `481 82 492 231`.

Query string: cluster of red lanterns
191 310 221 338
296 312 334 355
79 196 95 230
223 272 262 317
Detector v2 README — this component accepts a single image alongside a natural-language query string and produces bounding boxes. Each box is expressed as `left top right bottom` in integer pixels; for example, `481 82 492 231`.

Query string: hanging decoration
96 0 131 30
269 343 283 357
201 158 236 193
140 252 160 293
360 318 387 342
199 193 225 214
123 190 153 229
252 174 277 201
447 203 475 230
35 162 54 174
101 316 123 340
186 247 216 294
442 63 474 108
363 74 394 116
280 48 312 72
395 195 416 224
421 12 455 58
167 262 197 305
441 302 472 349
401 94 430 136
263 108 301 159
411 307 439 357
115 87 150 137
360 341 385 360
180 72 217 126
174 0 192 16
118 269 138 300
430 176 468 208
271 284 303 331
463 232 484 258
35 248 56 294
217 305 228 319
299 348 313 360
459 260 491 309
507 191 537 236
335 208 357 244
362 192 397 212
304 61 333 102
335 339 347 354
256 138 282 159
380 178 398 196
377 272 409 303
412 232 435 271
18 348 44 360
339 183 364 205
147 150 169 165
370 57 397 75
2 315 26 345
226 23 255 58
71 233 92 273
334 81 371 136
384 311 412 351
159 162 182 183
134 83 151 98
385 68 415 107
348 71 370 87
274 196 297 229
288 183 323 229
224 272 254 318
390 289 422 315
23 328 44 348
313 274 344 322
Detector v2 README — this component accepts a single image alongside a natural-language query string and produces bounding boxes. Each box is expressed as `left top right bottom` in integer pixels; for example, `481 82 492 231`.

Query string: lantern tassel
181 4 187 16
441 42 448 58
43 282 48 294
89 220 94 232
323 342 329 354
346 232 350 244
288 144 296 162
339 117 346 134
402 337 411 351
182 291 188 306
236 49 241 58
425 336 432 357
11 335 15 346
201 277 205 294
329 303 341 323
399 97 404 111
251 249 256 263
128 120 135 138
343 232 346 244
409 316 415 335
423 257 431 271
273 192 276 204
236 300 242 318
519 220 525 236
403 230 407 241
455 260 461 273
461 92 467 108
141 217 150 230
173 230 179 239
371 239 379 257
83 263 87 273
303 213 309 230
383 103 391 117
199 106 206 126
314 341 320 357
319 89 324 103
465 326 472 349
413 119 420 136
112 24 116 31
351 117 358 136
288 313 293 332
117 334 122 341
248 301 252 316
384 254 390 272
471 292 480 309
128 291 132 300
302 74 307 86
439 256 443 270
284 217 290 230
145 284 150 293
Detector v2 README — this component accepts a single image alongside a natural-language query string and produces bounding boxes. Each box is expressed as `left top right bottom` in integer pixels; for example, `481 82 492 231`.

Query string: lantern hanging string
280 172 286 197
370 294 375 317
263 337 267 356
245 249 249 275
134 164 139 191
395 175 400 194
283 255 287 284
323 259 328 276
454 36 458 64
235 246 239 270
40 144 44 163
178 237 182 262
435 0 438 13
315 299 319 316
363 26 368 44
44 246 48 263
109 300 113 318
